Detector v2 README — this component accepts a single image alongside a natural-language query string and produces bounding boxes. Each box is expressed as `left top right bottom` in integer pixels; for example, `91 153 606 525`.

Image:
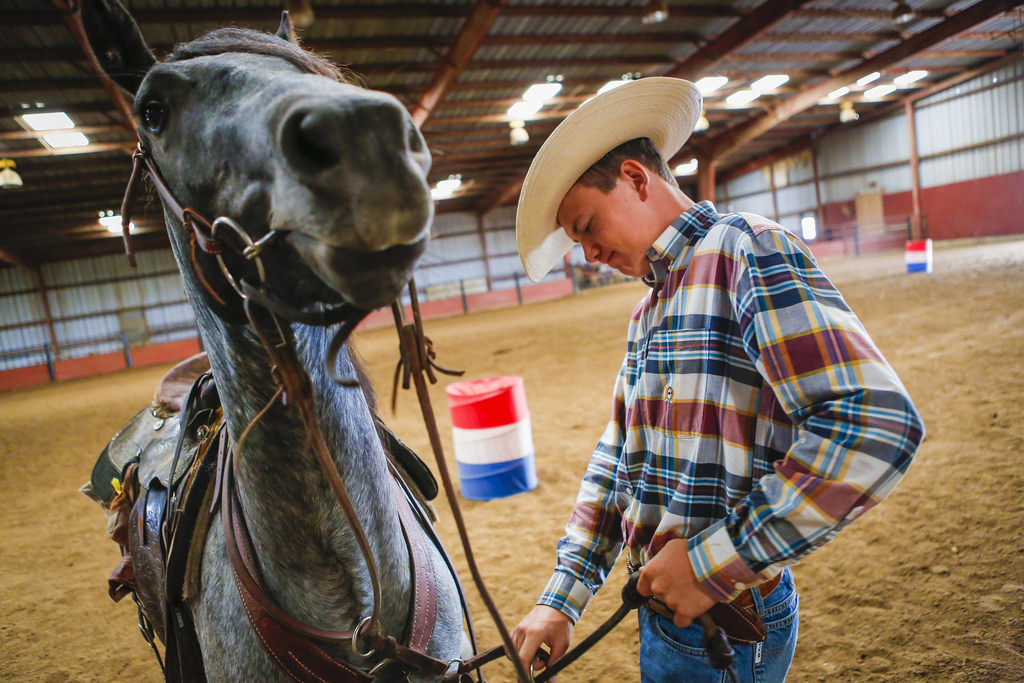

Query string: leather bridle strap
391 283 533 683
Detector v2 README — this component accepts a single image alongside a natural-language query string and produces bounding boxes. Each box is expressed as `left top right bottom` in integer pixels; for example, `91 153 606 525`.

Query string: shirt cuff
687 519 776 602
536 569 595 624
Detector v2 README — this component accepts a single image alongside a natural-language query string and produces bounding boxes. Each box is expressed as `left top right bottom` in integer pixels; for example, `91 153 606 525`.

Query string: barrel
445 375 538 501
905 238 933 273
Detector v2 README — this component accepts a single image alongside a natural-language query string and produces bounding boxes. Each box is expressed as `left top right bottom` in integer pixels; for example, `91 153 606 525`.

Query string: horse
79 1 466 680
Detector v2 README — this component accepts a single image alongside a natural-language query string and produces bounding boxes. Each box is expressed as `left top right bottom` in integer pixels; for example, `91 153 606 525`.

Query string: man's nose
583 240 601 263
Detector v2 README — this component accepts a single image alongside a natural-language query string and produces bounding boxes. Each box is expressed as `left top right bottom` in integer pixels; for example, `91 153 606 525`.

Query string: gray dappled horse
80 0 464 679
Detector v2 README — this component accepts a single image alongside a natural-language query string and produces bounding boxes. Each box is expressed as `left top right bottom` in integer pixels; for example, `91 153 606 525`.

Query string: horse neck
179 256 412 638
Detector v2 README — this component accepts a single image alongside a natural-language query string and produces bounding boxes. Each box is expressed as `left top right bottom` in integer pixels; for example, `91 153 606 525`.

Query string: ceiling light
507 100 543 119
523 82 562 102
725 89 760 107
42 132 90 148
640 0 669 24
839 101 858 123
751 74 789 91
673 159 698 176
20 111 74 131
694 76 728 95
0 159 23 189
857 71 881 86
509 120 529 146
864 84 897 99
99 210 133 233
827 86 850 100
694 110 709 132
892 2 916 25
894 70 928 85
431 174 462 200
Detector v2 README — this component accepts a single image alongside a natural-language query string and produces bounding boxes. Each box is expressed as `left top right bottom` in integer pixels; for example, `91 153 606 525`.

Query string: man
510 77 924 681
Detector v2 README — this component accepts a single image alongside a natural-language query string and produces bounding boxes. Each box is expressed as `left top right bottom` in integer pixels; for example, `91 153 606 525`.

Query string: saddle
84 353 444 682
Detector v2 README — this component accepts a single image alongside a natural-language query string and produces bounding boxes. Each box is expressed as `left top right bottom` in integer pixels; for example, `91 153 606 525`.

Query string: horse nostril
283 108 342 172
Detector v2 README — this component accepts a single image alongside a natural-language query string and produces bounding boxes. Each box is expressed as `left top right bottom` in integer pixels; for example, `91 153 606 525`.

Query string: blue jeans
638 568 799 682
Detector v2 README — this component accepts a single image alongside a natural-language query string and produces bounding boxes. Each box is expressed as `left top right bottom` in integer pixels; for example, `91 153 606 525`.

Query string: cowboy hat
515 77 702 282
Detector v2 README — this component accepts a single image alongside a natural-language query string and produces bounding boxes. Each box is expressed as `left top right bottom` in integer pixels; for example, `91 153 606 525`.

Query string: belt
646 572 784 643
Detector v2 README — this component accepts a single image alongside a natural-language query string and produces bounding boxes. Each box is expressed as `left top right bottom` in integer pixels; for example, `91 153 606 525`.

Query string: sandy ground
2 236 1022 682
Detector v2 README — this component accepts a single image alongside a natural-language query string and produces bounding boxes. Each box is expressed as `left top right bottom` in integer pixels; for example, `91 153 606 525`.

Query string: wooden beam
0 125 129 141
0 143 134 159
706 0 1020 160
6 3 743 25
662 0 818 81
478 177 523 216
412 0 508 128
0 245 37 271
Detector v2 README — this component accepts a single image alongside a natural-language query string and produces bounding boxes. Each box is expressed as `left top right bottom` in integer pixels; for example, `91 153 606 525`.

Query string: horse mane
167 27 354 84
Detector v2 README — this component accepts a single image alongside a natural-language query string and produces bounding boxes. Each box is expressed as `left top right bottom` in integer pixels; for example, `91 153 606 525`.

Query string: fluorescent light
99 214 134 233
431 174 462 200
20 112 75 131
523 82 562 102
856 71 881 86
751 74 789 91
864 84 896 99
894 70 928 85
694 76 728 94
673 158 698 176
725 89 760 106
827 86 850 100
507 100 543 119
42 132 90 148
597 79 629 94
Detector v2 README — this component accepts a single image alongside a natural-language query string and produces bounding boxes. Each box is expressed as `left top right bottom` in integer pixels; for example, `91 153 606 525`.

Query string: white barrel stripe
452 417 533 465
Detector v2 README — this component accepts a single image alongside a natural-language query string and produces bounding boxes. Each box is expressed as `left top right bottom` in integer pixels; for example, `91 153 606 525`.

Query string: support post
476 213 493 290
811 138 824 235
696 156 717 203
905 100 924 240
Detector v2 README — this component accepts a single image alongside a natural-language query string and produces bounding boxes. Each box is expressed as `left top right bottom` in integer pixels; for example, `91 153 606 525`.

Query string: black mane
167 28 353 83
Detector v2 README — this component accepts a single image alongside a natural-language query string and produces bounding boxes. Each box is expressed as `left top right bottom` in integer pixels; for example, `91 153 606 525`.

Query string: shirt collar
643 200 719 286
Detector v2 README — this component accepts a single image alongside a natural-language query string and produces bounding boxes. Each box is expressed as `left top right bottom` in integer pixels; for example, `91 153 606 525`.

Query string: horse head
81 0 432 316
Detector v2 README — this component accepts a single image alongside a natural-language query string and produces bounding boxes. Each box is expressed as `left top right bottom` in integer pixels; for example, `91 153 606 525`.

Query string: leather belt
646 572 784 643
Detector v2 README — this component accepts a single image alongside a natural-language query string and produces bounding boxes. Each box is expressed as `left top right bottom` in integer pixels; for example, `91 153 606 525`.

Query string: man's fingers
635 568 654 596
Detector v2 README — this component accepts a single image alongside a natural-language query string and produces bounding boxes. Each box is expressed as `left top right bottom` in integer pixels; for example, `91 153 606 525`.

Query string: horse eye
142 102 167 132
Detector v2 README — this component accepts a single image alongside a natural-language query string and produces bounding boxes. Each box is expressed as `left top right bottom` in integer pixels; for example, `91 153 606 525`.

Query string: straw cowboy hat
515 77 702 282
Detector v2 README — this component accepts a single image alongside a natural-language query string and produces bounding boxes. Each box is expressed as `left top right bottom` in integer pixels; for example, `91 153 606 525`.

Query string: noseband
121 144 369 330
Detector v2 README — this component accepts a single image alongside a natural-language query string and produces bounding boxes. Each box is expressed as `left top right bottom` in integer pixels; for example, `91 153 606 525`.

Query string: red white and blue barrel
905 238 933 273
445 375 538 501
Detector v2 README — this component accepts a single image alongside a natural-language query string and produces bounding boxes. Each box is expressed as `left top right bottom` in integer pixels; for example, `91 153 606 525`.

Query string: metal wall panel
819 113 910 178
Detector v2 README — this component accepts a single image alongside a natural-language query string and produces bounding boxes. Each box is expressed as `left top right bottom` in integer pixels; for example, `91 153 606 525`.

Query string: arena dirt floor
2 236 1023 682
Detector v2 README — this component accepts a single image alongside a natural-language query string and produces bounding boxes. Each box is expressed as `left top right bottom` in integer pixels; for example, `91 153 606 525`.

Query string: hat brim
515 77 702 282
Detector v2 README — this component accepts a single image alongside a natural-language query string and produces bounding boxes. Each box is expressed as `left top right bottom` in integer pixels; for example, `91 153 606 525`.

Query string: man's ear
80 0 156 96
620 159 651 201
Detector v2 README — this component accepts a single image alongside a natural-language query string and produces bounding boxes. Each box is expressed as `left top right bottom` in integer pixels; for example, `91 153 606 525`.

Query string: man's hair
575 137 675 192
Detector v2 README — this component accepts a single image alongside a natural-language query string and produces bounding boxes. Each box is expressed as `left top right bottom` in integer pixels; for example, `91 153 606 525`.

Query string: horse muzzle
287 234 427 311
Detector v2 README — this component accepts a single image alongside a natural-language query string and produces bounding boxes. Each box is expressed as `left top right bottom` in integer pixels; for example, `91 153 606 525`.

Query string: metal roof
1 0 1021 266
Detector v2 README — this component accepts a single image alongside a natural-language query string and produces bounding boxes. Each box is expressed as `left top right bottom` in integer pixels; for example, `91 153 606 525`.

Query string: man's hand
511 605 573 674
635 538 717 628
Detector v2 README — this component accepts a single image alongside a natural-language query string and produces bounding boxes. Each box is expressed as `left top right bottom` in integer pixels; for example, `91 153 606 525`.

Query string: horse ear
276 12 297 43
79 0 156 96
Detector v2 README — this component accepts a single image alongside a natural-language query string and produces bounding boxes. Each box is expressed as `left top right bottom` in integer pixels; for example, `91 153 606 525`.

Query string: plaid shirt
539 201 924 622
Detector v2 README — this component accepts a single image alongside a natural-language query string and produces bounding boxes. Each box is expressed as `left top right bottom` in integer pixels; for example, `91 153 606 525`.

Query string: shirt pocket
641 327 711 436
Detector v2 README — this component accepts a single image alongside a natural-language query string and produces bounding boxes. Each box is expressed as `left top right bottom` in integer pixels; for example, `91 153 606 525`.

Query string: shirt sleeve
688 226 925 601
536 353 631 623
